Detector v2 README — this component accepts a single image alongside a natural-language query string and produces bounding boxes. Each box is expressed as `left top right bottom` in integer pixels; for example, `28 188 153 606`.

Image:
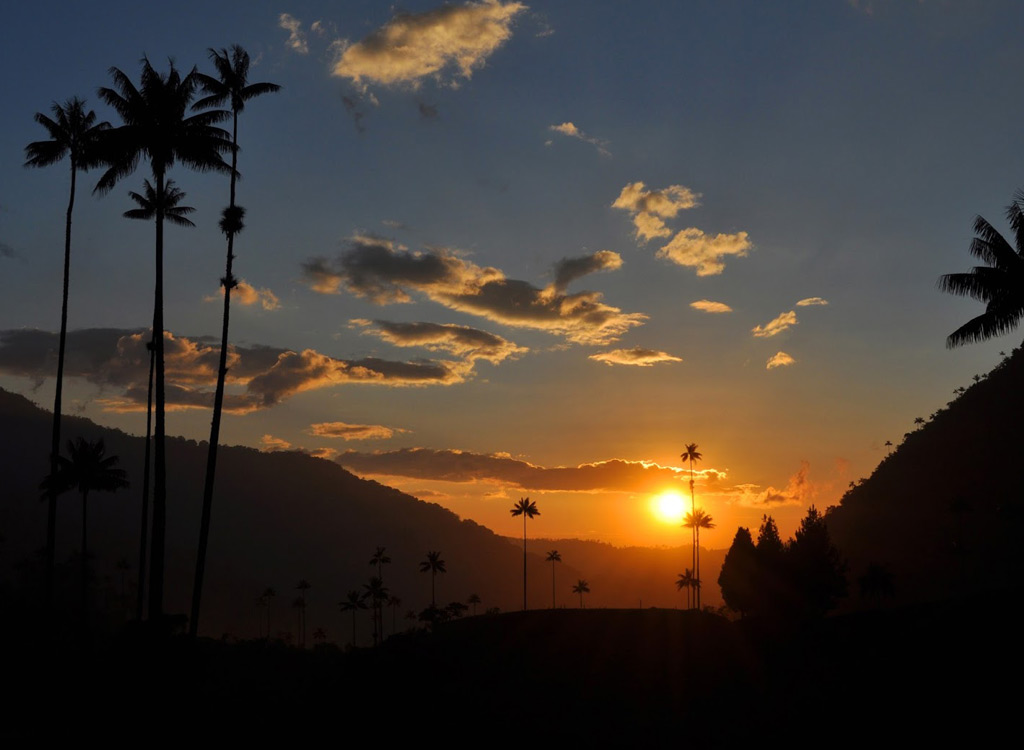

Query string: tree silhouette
938 193 1024 347
717 527 757 617
190 47 279 637
363 576 389 646
572 579 590 608
754 515 787 619
682 509 714 609
96 58 232 620
858 562 895 605
675 569 695 610
787 506 847 619
339 590 368 648
262 587 276 639
680 443 702 589
24 97 109 610
419 551 446 606
295 580 311 647
135 339 155 622
50 438 128 616
367 547 391 639
510 497 540 610
545 550 561 608
387 595 402 633
467 593 481 616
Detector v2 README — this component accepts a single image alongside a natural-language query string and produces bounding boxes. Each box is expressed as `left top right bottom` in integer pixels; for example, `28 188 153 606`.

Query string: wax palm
939 194 1024 347
545 550 562 609
363 576 389 645
680 443 702 587
682 509 715 609
295 579 311 647
123 179 195 226
96 58 232 620
419 551 446 606
135 339 155 621
52 438 129 613
676 569 696 610
24 97 109 609
190 47 279 637
510 497 540 610
572 579 590 608
467 593 481 616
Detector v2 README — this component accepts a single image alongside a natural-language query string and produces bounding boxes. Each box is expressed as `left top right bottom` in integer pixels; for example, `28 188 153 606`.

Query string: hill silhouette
0 388 719 638
826 346 1024 607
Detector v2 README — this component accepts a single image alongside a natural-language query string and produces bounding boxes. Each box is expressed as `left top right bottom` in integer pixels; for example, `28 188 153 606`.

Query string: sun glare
651 489 688 525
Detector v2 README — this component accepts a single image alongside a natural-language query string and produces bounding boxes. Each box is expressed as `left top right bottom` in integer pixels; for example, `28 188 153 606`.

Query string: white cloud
752 311 798 338
658 228 752 276
766 351 795 369
690 299 733 314
279 13 309 54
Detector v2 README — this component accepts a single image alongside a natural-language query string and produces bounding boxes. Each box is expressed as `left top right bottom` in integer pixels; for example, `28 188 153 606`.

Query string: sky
1 0 1021 548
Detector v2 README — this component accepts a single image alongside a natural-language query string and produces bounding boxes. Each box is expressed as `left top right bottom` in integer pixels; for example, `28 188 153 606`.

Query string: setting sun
651 489 688 525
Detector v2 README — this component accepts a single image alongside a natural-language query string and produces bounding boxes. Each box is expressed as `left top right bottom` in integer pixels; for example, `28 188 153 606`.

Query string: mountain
0 388 720 638
826 346 1024 606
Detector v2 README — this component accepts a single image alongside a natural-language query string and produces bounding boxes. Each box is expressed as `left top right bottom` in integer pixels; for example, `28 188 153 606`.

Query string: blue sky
1 1 1020 545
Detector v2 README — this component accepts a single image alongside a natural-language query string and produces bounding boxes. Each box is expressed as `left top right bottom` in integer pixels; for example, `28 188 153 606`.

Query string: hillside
827 346 1024 606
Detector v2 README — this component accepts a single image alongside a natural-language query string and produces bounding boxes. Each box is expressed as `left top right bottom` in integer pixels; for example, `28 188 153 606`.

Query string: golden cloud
766 351 795 369
309 421 404 441
658 228 752 276
351 319 526 363
690 299 733 314
261 434 293 452
588 347 682 367
752 311 797 338
206 280 280 311
279 13 309 54
796 297 829 307
548 121 610 155
612 182 701 242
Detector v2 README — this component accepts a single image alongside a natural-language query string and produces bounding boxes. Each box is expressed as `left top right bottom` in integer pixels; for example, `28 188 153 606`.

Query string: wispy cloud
611 182 700 242
548 122 610 156
796 297 829 307
331 1 527 90
205 280 280 311
658 228 752 276
303 237 646 345
589 347 682 367
309 421 406 441
752 311 797 338
766 351 795 369
690 299 732 314
549 250 622 294
279 13 310 54
350 319 526 363
261 434 293 452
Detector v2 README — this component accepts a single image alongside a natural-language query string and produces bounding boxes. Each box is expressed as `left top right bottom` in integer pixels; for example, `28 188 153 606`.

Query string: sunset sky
2 1 1021 547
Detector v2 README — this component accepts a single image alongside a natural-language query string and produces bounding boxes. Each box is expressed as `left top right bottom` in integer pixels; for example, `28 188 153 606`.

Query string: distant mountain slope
826 346 1024 606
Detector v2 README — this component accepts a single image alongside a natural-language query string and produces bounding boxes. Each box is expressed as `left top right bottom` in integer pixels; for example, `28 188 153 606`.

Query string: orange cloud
206 280 280 311
351 319 526 363
548 121 610 156
612 182 701 242
588 347 682 367
766 351 795 369
309 421 405 441
261 434 293 452
796 297 828 307
752 311 798 338
690 299 733 313
658 228 752 276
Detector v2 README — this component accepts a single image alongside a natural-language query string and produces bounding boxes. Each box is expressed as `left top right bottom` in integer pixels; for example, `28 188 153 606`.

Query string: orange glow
651 489 687 525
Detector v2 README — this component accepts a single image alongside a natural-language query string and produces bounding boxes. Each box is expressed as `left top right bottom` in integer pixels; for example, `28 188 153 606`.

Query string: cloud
351 319 526 363
205 280 280 311
548 122 610 156
612 182 701 242
331 1 526 90
341 95 367 133
309 421 405 441
279 13 309 54
417 101 439 119
658 228 752 276
588 347 682 367
0 242 18 260
717 462 815 507
766 351 795 369
690 300 732 314
337 448 726 493
796 297 829 307
752 311 797 338
0 328 475 414
550 250 622 293
261 434 293 452
303 238 646 345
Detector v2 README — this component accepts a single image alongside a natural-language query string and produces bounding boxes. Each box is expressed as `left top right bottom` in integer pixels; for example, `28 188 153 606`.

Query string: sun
651 489 688 525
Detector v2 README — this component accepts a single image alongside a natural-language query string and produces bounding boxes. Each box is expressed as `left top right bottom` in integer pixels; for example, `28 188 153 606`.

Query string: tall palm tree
295 579 311 647
467 593 481 616
676 569 695 610
24 97 109 609
387 595 402 633
363 576 389 646
680 444 702 588
190 48 279 637
545 550 562 609
682 509 715 609
338 591 366 648
510 497 540 610
96 58 232 620
939 193 1024 347
52 438 129 615
135 339 155 622
572 579 590 608
419 551 446 606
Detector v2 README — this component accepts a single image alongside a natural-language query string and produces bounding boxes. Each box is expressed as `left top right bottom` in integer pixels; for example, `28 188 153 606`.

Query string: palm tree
387 595 402 633
24 97 109 609
190 48 279 637
676 569 695 610
339 590 367 648
135 339 155 622
52 438 129 615
682 509 715 609
295 579 311 647
510 497 540 610
262 586 276 639
572 579 590 608
545 550 562 608
680 443 702 589
362 576 389 646
939 193 1024 347
419 551 446 606
467 593 481 616
96 58 232 620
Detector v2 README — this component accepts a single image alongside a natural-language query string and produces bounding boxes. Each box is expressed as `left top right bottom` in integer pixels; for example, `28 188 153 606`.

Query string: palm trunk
135 341 154 621
80 488 88 620
431 571 436 606
689 466 695 610
522 516 527 611
696 527 701 610
551 562 556 609
351 610 356 648
46 162 77 611
148 169 167 621
190 113 240 637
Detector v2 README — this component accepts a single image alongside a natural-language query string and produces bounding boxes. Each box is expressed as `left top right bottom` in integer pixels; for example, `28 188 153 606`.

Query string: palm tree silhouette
467 593 481 615
339 590 368 648
545 550 562 608
262 587 276 639
939 193 1024 347
190 47 279 637
572 579 590 608
295 579 311 647
419 551 446 606
680 444 702 590
387 595 402 633
51 438 129 615
682 509 715 609
367 546 391 639
96 58 232 620
135 339 155 622
24 97 109 609
676 569 695 610
363 576 389 645
510 497 540 610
